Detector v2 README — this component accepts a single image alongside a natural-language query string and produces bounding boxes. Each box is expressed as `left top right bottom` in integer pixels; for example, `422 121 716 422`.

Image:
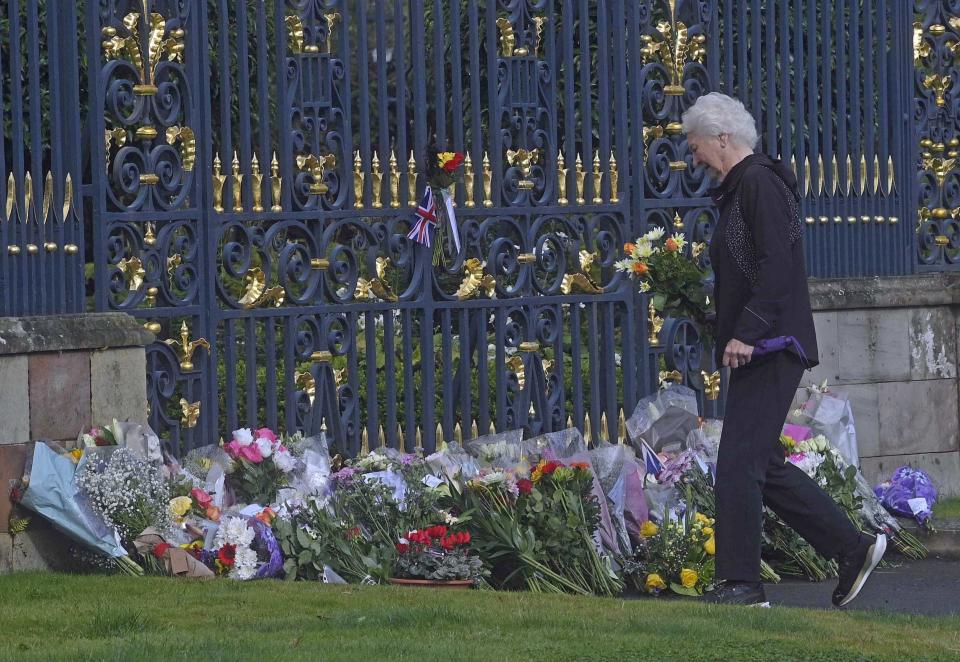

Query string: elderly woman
681 93 886 607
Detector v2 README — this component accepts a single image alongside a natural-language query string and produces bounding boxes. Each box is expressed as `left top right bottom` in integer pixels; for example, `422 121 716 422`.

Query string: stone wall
0 313 152 573
802 273 960 498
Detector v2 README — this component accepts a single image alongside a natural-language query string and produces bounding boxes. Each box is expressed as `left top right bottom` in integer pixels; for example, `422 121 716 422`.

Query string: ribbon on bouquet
438 187 462 256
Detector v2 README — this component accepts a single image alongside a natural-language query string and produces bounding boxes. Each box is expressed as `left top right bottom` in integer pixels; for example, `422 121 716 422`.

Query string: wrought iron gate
0 1 922 454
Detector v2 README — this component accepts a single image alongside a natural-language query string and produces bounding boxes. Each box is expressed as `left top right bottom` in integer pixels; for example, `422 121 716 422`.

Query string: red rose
395 542 409 554
542 461 561 475
345 526 361 540
152 542 171 559
217 543 236 567
441 153 465 173
517 478 533 495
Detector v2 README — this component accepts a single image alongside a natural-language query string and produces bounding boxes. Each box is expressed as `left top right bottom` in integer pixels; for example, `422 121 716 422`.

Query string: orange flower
632 262 649 276
664 237 679 252
205 506 221 523
571 461 591 471
623 242 636 254
255 507 276 525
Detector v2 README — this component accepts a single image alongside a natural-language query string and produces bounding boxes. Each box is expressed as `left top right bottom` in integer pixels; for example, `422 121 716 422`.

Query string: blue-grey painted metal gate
0 1 923 454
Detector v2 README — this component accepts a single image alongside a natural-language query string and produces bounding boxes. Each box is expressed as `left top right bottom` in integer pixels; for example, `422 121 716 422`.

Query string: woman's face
687 132 726 179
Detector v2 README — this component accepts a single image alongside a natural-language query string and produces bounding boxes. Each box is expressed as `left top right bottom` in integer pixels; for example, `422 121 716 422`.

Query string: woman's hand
723 338 754 369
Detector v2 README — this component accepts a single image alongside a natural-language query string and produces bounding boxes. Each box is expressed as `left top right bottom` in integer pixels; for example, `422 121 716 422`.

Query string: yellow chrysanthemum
645 573 667 592
680 568 699 589
640 520 659 538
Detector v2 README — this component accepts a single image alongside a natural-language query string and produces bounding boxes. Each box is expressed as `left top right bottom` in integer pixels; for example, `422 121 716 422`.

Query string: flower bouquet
425 148 465 266
391 524 485 586
223 427 297 505
615 227 713 336
622 510 716 597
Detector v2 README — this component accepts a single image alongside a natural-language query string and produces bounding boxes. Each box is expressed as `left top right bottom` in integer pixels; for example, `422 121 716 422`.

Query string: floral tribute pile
8 383 926 597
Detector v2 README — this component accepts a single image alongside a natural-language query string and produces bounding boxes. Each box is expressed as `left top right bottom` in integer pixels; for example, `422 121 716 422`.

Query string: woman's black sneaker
832 533 887 607
703 581 770 607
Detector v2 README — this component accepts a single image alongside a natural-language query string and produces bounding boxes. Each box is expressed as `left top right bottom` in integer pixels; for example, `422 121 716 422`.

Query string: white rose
233 428 254 447
255 437 273 458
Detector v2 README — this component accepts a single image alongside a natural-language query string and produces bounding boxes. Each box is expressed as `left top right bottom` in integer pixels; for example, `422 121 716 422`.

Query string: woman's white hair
681 92 759 149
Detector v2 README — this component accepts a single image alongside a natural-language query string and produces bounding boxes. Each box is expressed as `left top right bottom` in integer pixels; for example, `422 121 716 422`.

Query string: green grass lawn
933 497 960 521
0 574 958 661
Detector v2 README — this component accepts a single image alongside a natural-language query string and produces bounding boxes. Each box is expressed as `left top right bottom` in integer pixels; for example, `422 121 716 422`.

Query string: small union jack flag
406 186 438 247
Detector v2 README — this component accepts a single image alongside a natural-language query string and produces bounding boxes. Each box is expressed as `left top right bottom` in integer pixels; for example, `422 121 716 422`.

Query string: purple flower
250 519 284 579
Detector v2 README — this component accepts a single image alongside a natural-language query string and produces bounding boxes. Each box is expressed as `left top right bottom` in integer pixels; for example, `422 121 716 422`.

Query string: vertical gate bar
284 316 297 433
245 316 258 428
586 301 600 438
26 0 43 313
458 308 471 438
736 2 747 100
383 306 397 448
764 0 776 151
850 0 863 274
431 0 447 147
224 318 238 434
374 1 390 158
493 305 506 435
236 0 252 207
877 0 891 274
449 0 464 160
476 308 490 434
750 0 762 141
393 0 410 205
347 310 360 455
8 0 26 314
47 1 65 313
835 2 853 276
254 1 272 198
356 0 372 203
483 0 501 206
272 0 293 210
723 0 734 93
441 307 454 442
596 0 611 185
364 309 379 449
893 0 912 273
578 0 594 202
778 0 790 165
466 0 482 204
410 0 427 168
402 308 416 451
216 0 234 189
562 0 576 202
264 316 278 432
819 0 834 276
569 302 584 428
602 302 617 439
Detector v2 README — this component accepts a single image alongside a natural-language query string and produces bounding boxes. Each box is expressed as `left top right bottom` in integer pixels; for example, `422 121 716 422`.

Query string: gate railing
0 0 932 454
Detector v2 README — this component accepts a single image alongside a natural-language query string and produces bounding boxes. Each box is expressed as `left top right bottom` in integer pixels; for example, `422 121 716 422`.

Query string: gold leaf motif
659 370 683 387
42 172 53 224
455 258 496 300
496 17 515 57
5 172 15 221
295 370 316 406
238 267 286 309
286 15 305 54
63 173 74 221
701 370 721 400
179 398 201 428
560 250 603 294
117 256 145 292
166 126 196 172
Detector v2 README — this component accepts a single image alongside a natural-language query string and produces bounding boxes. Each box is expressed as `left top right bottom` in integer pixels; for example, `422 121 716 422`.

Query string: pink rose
190 487 213 509
224 440 242 459
255 427 278 444
238 443 263 464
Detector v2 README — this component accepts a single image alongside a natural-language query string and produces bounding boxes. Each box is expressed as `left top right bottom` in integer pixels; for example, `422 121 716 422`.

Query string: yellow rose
645 573 667 592
680 568 699 589
68 448 83 462
169 496 192 521
694 512 710 525
703 526 714 536
640 520 659 538
704 535 715 556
